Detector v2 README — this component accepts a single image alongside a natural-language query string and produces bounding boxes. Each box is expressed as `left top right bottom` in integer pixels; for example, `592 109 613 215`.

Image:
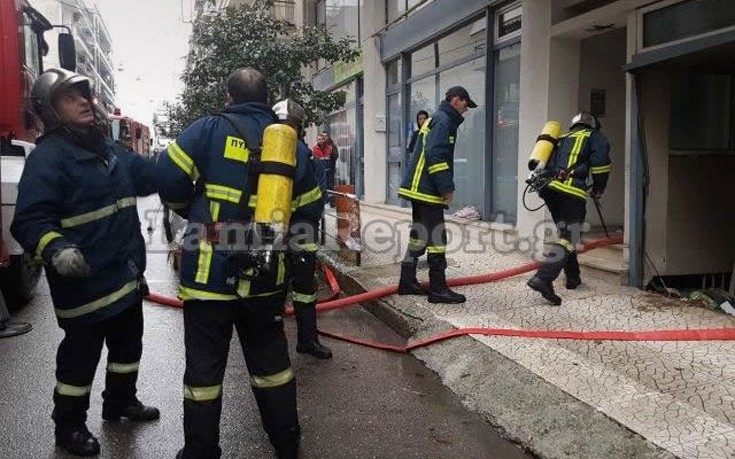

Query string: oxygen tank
527 121 561 171
254 123 298 228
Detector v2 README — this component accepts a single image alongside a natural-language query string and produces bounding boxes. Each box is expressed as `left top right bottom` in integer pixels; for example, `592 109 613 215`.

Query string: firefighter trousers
291 248 319 346
402 202 448 286
181 292 299 459
53 300 144 432
535 189 587 283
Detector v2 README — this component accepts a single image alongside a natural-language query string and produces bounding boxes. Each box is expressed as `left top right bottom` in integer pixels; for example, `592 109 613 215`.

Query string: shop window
317 0 360 42
643 0 735 49
670 73 734 151
496 4 521 42
438 17 486 66
387 60 401 86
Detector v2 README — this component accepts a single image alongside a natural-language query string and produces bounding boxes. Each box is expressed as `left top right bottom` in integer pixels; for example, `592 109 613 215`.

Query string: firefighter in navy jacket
397 86 477 304
11 69 159 457
273 99 332 360
527 111 612 306
157 68 320 459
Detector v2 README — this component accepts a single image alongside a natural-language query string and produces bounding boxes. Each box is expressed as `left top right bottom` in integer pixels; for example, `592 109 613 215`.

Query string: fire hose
144 236 735 351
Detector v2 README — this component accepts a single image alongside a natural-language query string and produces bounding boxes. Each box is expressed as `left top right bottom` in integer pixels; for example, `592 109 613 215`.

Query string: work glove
589 190 604 201
51 247 91 278
556 169 573 181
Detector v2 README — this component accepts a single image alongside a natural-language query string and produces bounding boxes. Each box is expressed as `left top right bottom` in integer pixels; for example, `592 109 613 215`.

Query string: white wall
360 0 387 204
578 27 626 228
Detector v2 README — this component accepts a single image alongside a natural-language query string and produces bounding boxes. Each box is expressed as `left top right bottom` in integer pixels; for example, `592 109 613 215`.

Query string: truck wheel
0 253 41 310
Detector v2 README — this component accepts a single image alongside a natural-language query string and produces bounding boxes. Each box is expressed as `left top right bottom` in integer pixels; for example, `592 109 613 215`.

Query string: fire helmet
32 68 93 132
272 99 306 127
570 111 600 131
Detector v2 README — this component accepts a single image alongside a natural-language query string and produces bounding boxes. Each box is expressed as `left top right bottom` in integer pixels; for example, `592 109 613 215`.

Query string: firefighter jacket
398 100 464 208
11 131 157 328
546 127 612 201
156 103 321 301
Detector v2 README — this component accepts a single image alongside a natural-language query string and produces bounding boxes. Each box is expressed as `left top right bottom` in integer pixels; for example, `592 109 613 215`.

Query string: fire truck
0 0 76 307
109 111 152 156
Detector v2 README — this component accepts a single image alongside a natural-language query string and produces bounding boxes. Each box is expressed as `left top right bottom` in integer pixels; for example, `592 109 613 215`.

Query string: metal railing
321 189 362 266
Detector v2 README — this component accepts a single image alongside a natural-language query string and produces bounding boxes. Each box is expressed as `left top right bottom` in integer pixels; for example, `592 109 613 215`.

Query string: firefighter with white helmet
272 99 332 359
526 111 612 306
12 68 160 456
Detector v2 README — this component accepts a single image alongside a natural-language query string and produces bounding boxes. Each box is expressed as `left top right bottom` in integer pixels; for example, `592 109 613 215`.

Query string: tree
157 1 359 138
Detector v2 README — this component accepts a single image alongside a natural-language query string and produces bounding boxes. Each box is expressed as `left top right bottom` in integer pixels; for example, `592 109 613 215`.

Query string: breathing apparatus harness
199 113 297 297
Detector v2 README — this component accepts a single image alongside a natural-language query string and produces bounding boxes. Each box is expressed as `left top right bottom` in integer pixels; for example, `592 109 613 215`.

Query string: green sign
334 52 363 84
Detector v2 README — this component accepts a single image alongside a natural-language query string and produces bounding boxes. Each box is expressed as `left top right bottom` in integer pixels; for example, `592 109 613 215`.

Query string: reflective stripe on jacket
546 127 612 201
398 100 463 208
156 103 320 300
10 133 157 327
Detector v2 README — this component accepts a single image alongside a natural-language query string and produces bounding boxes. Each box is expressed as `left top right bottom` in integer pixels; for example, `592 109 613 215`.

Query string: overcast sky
92 0 194 134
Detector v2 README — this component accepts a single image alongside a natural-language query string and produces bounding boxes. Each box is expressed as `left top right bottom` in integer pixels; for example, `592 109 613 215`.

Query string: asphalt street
0 198 533 458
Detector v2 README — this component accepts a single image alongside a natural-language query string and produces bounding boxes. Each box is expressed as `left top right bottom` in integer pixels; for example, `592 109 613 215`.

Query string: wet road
0 197 532 458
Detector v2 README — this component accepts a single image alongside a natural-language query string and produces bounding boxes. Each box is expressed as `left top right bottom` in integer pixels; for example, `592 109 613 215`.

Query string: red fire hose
145 236 735 349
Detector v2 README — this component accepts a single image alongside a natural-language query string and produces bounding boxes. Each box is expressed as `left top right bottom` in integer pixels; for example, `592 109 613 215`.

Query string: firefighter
526 111 612 306
311 132 338 207
157 68 320 459
272 99 332 359
397 86 477 304
11 68 159 457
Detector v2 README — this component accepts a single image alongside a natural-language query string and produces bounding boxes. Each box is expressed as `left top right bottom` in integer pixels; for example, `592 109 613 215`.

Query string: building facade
195 0 734 289
293 0 734 289
33 0 116 107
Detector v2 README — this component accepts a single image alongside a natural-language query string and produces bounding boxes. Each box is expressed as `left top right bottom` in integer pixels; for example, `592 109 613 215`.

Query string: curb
320 253 676 459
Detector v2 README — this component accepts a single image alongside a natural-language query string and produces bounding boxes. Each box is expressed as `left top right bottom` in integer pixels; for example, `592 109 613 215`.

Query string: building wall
362 0 387 204
578 27 626 228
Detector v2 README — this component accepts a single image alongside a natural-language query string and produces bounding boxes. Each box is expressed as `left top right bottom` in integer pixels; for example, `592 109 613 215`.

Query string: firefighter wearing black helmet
11 68 159 456
526 111 612 306
273 99 332 359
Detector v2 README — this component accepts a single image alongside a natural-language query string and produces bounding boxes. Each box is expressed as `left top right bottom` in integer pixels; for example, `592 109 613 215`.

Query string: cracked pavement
322 203 735 459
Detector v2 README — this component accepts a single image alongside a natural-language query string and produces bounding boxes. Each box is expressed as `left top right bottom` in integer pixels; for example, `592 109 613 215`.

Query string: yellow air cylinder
528 121 561 171
254 124 298 227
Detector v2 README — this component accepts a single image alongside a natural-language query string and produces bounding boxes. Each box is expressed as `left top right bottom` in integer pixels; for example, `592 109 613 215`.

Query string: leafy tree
156 0 359 138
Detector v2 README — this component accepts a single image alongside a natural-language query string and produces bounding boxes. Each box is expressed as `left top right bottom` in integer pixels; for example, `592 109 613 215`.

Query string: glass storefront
324 79 362 195
491 43 520 220
385 4 523 222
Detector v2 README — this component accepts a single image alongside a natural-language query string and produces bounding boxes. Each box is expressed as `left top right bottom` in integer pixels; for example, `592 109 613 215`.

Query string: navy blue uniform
156 103 319 458
11 129 157 436
534 126 612 294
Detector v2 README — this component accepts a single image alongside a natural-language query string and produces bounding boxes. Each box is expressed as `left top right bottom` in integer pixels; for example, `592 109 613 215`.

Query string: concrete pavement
320 202 735 459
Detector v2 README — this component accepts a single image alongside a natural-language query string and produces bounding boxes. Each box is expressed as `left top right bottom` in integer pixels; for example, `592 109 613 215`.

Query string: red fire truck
0 0 76 308
109 111 152 156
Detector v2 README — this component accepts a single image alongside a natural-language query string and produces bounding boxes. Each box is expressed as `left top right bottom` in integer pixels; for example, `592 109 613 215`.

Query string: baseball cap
445 86 478 108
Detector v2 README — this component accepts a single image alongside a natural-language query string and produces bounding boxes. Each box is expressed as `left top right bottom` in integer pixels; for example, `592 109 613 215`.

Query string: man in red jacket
312 132 338 206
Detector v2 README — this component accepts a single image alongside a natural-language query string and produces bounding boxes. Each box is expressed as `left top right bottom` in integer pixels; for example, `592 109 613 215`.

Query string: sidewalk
321 203 735 459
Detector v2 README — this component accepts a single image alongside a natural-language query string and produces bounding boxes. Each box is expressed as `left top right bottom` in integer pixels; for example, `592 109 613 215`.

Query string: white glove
51 247 91 277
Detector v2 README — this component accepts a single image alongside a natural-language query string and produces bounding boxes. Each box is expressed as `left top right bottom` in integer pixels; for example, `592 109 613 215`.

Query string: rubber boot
253 378 299 459
53 391 100 457
398 259 426 295
564 252 581 289
269 425 301 459
427 254 465 304
295 303 332 359
102 371 160 421
527 276 562 306
528 243 569 306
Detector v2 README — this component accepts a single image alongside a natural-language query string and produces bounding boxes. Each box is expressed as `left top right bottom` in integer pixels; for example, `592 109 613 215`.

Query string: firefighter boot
102 371 160 421
564 252 582 289
270 425 301 459
427 254 465 304
526 277 562 306
398 259 426 295
527 243 568 306
295 303 332 359
53 391 100 457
